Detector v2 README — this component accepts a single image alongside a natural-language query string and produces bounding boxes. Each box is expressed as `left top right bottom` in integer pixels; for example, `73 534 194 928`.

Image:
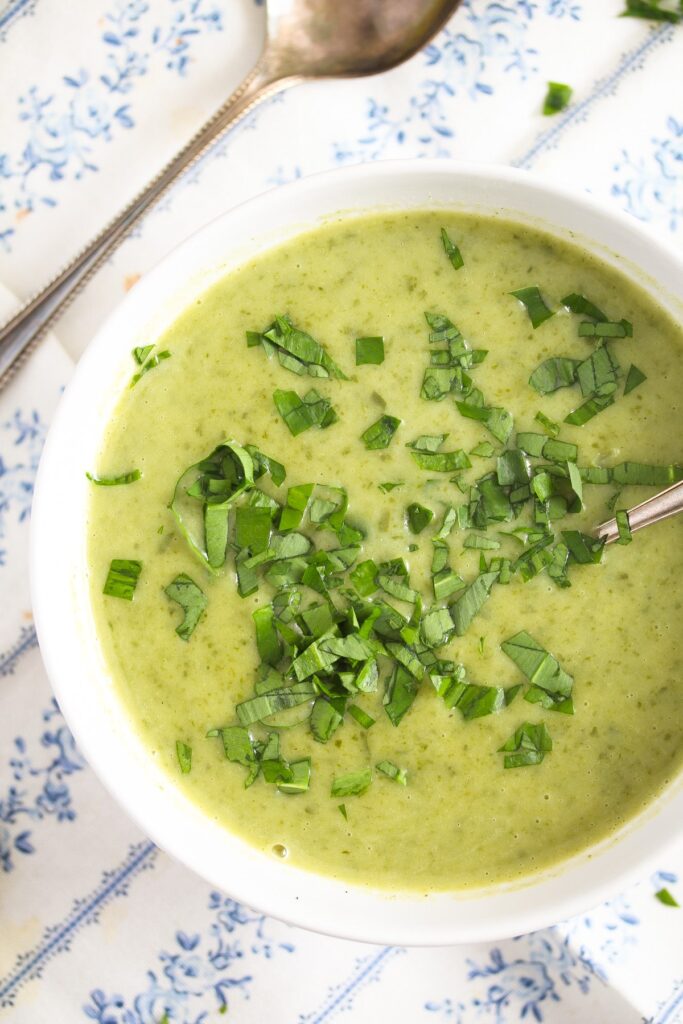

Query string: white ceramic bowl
31 161 683 945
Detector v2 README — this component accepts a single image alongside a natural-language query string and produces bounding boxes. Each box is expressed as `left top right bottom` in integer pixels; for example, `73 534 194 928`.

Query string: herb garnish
511 287 555 328
499 722 552 768
655 887 680 907
250 315 347 379
376 760 407 784
355 336 385 365
440 227 464 270
176 740 192 774
86 469 141 486
502 631 574 713
130 348 171 387
164 573 207 640
620 0 681 22
406 502 434 534
274 388 338 435
361 414 401 450
615 509 633 545
543 81 572 116
103 559 142 600
331 769 372 797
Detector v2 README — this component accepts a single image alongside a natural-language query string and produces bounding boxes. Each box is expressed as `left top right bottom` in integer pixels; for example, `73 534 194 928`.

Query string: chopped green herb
350 558 378 596
564 393 615 426
331 768 372 797
355 336 385 365
450 571 497 636
410 448 471 473
176 740 192 774
361 414 401 450
578 319 632 339
273 388 338 436
103 558 142 601
624 364 647 395
613 461 683 486
470 440 495 458
620 0 681 23
310 697 344 743
245 444 286 486
376 759 407 784
338 803 348 820
529 357 580 395
132 344 154 365
164 573 207 641
255 315 347 379
129 350 171 387
278 758 312 794
170 440 254 573
561 293 608 321
562 530 605 564
384 664 420 726
378 481 403 493
499 722 552 768
655 887 680 907
406 502 434 534
348 704 376 729
511 286 555 328
543 81 572 116
236 681 316 727
616 509 633 545
86 469 141 486
440 227 464 270
502 630 574 714
534 412 560 436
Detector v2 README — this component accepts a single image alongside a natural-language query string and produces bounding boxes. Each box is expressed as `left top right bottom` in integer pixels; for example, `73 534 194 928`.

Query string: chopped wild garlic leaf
176 740 192 774
355 336 385 366
164 573 207 641
86 469 141 486
543 81 572 116
499 722 552 768
331 768 372 797
510 286 555 328
615 509 633 545
376 759 407 784
361 414 401 450
440 227 464 270
103 559 142 601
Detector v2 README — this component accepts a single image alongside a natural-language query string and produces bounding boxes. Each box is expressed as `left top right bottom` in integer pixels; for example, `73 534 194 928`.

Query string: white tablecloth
1 1 682 1020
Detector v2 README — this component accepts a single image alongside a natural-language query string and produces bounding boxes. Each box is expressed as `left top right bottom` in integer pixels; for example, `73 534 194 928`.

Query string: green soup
88 211 683 892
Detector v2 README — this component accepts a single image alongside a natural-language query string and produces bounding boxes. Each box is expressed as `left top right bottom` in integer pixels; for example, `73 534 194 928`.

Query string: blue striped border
300 946 402 1023
0 0 37 37
513 24 674 170
653 979 683 1024
0 838 157 1007
0 624 38 677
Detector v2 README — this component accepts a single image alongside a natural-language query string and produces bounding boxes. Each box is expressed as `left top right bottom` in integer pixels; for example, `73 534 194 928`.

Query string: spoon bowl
265 0 461 79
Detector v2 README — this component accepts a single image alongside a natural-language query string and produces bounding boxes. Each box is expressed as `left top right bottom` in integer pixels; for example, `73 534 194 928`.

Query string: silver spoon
596 479 683 544
0 0 461 388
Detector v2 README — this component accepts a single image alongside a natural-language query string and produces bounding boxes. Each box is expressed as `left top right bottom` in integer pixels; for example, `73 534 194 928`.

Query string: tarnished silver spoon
596 479 683 544
0 0 462 388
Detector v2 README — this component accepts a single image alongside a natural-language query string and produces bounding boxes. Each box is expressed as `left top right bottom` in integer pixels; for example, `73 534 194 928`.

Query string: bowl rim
30 158 683 946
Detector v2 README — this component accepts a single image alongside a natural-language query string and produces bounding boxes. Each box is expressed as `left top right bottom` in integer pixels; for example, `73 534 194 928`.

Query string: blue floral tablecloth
1 1 682 1021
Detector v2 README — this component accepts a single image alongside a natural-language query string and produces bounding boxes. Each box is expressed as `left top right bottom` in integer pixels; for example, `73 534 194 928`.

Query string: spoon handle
0 61 286 389
596 478 683 544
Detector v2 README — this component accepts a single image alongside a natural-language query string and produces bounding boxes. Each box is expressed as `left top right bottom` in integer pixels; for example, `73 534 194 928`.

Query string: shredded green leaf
164 573 207 641
103 559 142 601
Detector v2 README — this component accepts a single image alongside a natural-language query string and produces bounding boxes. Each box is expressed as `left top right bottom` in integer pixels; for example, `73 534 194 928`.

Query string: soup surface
88 211 683 891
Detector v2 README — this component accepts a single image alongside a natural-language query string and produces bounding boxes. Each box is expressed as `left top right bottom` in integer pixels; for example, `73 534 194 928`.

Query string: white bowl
31 161 683 945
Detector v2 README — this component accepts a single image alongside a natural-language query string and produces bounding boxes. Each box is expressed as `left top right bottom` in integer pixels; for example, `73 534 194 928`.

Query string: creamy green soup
88 211 683 892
